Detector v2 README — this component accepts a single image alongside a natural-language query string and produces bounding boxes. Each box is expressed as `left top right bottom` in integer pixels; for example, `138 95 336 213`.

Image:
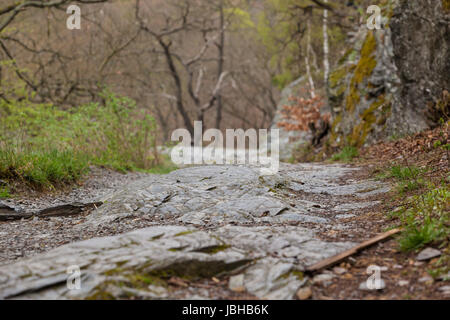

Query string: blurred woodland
0 0 368 138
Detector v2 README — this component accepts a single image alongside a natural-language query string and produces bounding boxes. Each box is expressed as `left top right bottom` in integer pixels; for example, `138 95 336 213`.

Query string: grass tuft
0 148 89 189
0 186 11 199
389 186 449 252
331 146 359 162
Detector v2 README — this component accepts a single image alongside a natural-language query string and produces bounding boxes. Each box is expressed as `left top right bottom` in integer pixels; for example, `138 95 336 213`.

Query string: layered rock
328 0 449 148
0 163 390 300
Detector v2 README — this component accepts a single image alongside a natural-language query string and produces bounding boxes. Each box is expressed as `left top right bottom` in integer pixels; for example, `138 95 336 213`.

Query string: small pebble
397 280 409 287
296 287 312 300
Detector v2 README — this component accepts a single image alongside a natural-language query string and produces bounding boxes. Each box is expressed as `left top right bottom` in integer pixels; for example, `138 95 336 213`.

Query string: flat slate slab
0 163 390 300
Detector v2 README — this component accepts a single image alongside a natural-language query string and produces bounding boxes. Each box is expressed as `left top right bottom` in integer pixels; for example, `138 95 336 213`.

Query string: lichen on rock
326 0 449 149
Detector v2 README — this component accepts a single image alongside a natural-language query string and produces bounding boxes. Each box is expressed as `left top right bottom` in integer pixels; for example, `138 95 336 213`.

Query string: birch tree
323 0 330 88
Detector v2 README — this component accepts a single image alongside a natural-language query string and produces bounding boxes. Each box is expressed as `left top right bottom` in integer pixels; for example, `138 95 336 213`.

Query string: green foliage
397 180 424 194
78 90 159 172
331 146 359 162
0 90 164 189
390 186 449 251
0 186 11 199
256 4 299 88
0 148 89 188
378 165 426 194
225 7 255 29
389 165 422 180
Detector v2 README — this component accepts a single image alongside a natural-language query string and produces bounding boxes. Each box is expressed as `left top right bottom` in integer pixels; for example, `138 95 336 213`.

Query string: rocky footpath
0 163 391 300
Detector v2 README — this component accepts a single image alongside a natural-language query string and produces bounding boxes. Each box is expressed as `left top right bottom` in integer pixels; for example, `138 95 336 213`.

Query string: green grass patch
0 89 168 189
0 186 11 199
0 148 89 189
396 179 424 194
377 165 426 195
388 165 423 180
331 146 359 162
380 165 448 252
389 185 449 252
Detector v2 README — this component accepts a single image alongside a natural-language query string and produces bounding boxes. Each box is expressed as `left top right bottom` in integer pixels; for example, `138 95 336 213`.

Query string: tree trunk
305 13 316 98
323 0 330 88
215 0 225 130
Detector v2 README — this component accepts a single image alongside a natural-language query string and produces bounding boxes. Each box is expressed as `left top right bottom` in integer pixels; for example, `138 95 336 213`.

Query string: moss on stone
329 114 343 145
348 94 386 147
174 230 197 237
346 84 361 113
377 99 392 126
103 267 126 276
144 259 250 281
443 0 450 12
278 270 304 281
86 288 117 300
353 31 377 84
168 246 188 252
345 31 378 114
127 273 168 287
338 49 356 65
116 260 128 267
151 234 164 240
329 66 349 89
326 29 383 151
87 270 169 300
193 244 231 254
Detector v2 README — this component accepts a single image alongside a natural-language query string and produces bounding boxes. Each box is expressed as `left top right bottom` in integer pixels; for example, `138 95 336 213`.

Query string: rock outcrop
328 0 449 148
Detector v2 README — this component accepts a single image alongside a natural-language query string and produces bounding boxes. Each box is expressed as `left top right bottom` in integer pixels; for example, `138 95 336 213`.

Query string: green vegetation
0 186 11 199
388 165 423 180
193 244 231 255
331 146 359 162
389 186 449 252
0 148 89 189
0 90 172 190
378 165 426 194
174 230 197 237
379 163 449 255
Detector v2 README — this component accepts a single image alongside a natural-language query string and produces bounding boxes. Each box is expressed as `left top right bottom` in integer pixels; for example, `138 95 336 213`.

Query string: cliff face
328 0 449 148
389 0 450 131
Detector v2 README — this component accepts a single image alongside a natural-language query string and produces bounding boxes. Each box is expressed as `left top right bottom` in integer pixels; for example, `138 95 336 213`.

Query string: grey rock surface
328 0 449 146
0 163 390 300
416 248 441 261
